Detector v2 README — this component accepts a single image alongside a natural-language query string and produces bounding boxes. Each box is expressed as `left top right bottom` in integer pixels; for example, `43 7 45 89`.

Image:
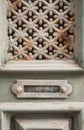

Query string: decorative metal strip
12 80 72 98
7 0 75 60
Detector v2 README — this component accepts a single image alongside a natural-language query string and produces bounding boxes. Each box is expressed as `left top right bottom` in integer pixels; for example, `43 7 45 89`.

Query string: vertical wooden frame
75 0 83 67
81 0 84 68
0 0 8 66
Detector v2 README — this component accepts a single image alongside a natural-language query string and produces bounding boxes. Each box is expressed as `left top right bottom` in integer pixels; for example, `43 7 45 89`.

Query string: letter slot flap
12 80 72 98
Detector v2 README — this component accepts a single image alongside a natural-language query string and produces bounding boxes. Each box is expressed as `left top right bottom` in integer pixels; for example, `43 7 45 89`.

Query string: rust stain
70 17 75 23
23 53 32 60
10 0 21 9
56 16 75 46
58 29 68 40
68 106 74 110
56 29 75 47
9 54 32 60
8 39 33 60
24 39 33 51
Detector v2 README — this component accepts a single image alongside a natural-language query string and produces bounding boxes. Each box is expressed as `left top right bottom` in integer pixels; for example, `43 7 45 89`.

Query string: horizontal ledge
0 60 82 72
0 102 83 111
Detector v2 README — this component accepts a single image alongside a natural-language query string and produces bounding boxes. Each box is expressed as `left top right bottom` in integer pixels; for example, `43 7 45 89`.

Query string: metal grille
7 0 75 60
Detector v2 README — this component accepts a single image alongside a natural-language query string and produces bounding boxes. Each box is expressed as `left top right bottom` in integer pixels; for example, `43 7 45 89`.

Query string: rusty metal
7 0 75 60
10 0 20 9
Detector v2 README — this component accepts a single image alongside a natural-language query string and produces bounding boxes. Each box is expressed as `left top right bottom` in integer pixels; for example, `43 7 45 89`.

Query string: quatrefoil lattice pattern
7 0 75 60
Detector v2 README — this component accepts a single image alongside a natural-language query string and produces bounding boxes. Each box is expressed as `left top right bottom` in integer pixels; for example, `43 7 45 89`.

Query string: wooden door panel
14 113 72 130
15 118 70 130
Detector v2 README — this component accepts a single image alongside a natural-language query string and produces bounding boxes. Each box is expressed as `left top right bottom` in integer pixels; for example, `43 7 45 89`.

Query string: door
0 0 84 130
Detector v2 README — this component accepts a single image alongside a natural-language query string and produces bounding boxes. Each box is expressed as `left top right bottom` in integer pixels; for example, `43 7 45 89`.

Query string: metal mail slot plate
12 80 72 99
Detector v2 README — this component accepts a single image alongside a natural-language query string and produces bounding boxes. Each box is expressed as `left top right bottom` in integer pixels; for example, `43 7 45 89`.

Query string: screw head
61 86 67 93
16 86 23 93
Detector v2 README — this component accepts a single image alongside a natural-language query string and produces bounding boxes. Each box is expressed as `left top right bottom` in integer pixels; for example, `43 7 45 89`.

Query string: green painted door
0 0 84 130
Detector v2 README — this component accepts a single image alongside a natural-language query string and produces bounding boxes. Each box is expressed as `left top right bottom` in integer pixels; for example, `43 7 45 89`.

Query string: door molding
0 102 83 130
0 102 83 111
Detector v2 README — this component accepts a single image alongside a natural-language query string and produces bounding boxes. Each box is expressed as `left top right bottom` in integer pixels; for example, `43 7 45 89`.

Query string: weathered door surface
0 0 84 130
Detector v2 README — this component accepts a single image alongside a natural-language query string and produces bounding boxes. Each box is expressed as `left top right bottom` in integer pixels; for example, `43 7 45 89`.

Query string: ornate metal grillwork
7 0 75 60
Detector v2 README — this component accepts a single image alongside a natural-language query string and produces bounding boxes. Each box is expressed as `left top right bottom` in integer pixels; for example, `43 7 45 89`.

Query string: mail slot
24 85 60 93
12 80 72 98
